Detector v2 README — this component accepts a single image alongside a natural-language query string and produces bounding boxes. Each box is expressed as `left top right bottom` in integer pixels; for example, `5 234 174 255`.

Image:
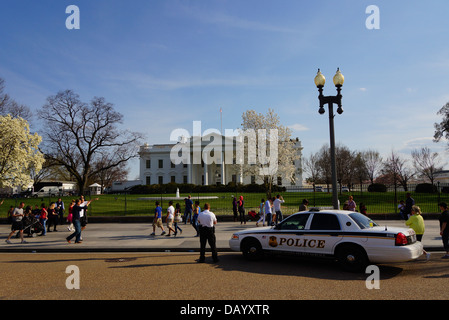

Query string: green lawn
1 190 447 217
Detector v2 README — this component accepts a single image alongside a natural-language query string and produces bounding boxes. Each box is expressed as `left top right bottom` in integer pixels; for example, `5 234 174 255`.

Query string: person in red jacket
39 203 48 236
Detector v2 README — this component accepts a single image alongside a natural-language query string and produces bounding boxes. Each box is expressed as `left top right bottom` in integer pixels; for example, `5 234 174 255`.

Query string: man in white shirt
165 201 176 236
5 202 26 244
273 194 285 225
197 203 218 263
265 198 273 226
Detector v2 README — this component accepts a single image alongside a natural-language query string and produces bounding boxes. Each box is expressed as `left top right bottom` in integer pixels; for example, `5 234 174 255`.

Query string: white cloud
288 123 309 132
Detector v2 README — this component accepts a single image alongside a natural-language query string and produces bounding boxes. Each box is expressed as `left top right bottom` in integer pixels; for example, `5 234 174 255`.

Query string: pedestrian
184 195 193 224
398 200 406 220
273 194 285 224
438 202 449 259
265 198 273 226
256 198 265 227
359 203 367 215
406 205 430 261
405 193 415 220
165 201 176 236
79 195 89 233
347 195 356 212
299 199 309 212
47 202 58 232
32 205 40 217
67 199 75 231
56 198 65 225
232 196 238 222
192 200 200 237
238 195 246 224
197 203 218 263
150 201 166 236
6 206 14 224
66 198 97 244
39 203 48 236
173 203 183 236
5 202 27 244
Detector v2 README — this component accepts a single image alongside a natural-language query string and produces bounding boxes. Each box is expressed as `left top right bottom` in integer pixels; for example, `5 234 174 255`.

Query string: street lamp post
314 68 345 210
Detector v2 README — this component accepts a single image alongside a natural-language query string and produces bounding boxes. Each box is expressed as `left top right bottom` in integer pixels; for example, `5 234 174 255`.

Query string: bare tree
316 144 332 191
382 151 414 191
411 147 443 185
91 152 129 190
362 149 383 184
335 144 357 191
303 151 322 190
38 90 143 195
0 77 33 121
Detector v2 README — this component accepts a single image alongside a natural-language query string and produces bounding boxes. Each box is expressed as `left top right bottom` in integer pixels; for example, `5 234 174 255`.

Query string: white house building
138 134 303 187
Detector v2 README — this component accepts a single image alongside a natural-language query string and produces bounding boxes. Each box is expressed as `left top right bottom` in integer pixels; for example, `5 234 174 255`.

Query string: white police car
229 209 423 272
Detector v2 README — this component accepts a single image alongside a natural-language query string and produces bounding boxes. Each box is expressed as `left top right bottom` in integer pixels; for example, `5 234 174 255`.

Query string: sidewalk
0 219 445 253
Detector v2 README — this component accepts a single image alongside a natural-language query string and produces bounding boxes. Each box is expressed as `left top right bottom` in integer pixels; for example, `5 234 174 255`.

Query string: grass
1 190 447 217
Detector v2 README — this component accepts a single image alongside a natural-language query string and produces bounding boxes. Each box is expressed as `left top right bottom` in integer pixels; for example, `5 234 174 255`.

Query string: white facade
435 171 449 184
138 135 303 187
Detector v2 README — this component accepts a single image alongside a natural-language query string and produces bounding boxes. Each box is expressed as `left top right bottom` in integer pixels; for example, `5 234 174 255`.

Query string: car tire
241 238 263 261
336 244 369 273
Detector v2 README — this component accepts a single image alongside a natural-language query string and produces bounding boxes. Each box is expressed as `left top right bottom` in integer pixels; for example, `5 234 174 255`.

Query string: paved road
1 251 449 301
0 219 445 252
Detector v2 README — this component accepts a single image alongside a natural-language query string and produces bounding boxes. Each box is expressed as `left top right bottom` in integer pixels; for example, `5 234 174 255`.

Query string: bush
415 183 437 193
128 182 286 195
368 183 387 192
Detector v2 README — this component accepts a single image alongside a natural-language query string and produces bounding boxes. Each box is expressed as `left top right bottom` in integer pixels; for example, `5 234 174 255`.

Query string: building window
158 159 163 169
277 177 282 186
146 159 151 169
183 176 188 184
146 176 151 185
171 176 176 183
251 175 256 184
158 176 163 185
171 162 175 169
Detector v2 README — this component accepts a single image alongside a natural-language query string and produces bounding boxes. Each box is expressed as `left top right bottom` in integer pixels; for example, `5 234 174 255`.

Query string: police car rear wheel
241 238 263 261
336 244 369 273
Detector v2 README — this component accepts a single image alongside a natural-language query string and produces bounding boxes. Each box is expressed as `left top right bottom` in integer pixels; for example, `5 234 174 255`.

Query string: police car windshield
348 212 378 229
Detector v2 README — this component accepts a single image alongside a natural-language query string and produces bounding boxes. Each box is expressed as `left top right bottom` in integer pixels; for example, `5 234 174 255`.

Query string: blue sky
1 0 449 180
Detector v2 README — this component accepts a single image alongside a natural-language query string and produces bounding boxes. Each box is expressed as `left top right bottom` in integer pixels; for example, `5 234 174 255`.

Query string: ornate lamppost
314 68 345 209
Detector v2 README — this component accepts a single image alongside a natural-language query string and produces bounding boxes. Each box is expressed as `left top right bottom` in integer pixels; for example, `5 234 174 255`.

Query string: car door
304 213 343 255
266 213 310 254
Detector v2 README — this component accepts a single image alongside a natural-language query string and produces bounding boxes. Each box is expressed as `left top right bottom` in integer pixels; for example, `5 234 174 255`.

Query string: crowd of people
150 196 218 263
3 196 97 245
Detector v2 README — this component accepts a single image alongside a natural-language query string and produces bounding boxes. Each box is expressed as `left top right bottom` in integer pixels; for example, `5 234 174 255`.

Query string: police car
229 209 423 272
